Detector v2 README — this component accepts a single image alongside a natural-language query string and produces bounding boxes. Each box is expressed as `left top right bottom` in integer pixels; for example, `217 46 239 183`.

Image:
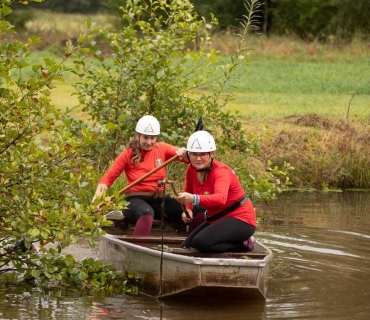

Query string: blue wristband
193 194 200 205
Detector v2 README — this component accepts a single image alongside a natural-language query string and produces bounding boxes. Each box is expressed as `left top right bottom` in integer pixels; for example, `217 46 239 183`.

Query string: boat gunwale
101 233 273 267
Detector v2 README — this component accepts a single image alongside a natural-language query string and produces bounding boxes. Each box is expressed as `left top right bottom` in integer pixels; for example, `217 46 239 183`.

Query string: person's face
139 134 158 150
188 152 212 170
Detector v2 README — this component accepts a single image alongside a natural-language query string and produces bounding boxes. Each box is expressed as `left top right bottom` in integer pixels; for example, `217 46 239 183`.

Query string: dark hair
128 134 141 165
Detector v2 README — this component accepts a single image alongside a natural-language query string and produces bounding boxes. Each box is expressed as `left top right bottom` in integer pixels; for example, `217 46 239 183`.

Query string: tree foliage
101 0 370 41
268 0 370 41
192 0 260 30
268 0 336 40
329 0 370 40
0 0 132 292
10 0 369 41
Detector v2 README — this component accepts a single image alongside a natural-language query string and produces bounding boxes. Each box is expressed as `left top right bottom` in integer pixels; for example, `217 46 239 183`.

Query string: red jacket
185 160 256 227
99 142 182 192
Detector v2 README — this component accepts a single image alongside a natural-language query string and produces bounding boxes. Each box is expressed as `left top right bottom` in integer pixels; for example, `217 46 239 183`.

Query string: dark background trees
266 0 370 41
23 0 370 42
191 0 370 41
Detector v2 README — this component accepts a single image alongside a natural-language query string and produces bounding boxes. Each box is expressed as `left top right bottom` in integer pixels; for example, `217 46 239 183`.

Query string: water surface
1 191 369 319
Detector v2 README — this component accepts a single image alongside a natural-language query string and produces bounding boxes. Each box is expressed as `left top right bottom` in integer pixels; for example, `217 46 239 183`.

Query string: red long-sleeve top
184 160 256 227
99 142 183 192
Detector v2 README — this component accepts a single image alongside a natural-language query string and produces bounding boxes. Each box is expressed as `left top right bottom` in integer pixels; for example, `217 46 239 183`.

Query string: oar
167 179 192 219
97 155 179 210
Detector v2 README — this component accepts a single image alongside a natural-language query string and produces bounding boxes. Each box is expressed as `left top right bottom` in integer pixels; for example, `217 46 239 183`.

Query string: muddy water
1 191 369 320
259 191 370 320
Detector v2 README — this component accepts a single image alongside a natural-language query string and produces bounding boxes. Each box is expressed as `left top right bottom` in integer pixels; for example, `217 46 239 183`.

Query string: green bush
0 0 133 292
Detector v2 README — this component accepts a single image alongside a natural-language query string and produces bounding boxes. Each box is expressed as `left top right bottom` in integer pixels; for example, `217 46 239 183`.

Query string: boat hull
99 234 272 300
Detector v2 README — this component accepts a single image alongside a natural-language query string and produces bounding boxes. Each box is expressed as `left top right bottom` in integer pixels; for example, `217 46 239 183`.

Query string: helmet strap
194 157 213 174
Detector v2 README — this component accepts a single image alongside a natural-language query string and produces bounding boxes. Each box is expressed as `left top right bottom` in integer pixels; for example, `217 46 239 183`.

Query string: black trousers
180 217 255 253
123 195 183 223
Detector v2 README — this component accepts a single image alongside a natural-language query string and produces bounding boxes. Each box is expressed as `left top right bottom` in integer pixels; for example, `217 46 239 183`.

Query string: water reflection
1 191 370 319
89 298 267 320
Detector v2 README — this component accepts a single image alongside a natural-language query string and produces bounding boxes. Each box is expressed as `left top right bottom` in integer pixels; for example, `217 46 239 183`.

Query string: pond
1 191 369 319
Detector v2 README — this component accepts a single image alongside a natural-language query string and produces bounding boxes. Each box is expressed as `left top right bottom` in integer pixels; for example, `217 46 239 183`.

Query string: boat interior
102 212 269 260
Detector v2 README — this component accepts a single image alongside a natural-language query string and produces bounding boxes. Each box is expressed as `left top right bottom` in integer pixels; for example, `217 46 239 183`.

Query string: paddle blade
194 117 204 132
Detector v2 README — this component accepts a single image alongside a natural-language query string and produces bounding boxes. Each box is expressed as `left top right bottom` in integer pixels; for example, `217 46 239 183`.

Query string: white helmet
135 115 160 135
186 130 216 152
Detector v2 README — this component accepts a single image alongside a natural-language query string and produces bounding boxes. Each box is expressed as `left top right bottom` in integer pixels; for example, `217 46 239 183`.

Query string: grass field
219 57 369 122
18 10 369 125
42 49 369 125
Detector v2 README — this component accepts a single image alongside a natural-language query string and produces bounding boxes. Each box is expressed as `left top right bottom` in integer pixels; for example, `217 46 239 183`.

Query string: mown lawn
48 55 369 124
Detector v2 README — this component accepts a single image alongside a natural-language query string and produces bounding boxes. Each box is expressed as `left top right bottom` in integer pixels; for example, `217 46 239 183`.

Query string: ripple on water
259 227 370 320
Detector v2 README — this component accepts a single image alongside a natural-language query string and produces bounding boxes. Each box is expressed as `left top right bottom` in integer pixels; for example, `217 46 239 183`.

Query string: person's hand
182 209 193 224
176 192 194 205
176 147 187 159
92 184 108 203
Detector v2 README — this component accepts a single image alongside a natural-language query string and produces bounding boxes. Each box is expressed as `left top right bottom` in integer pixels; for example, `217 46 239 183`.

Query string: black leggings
180 217 255 253
122 195 183 223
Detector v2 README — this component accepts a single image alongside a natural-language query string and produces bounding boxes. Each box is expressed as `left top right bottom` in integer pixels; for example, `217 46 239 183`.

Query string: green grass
49 56 368 123
233 60 369 95
217 57 369 122
227 91 369 121
16 11 369 125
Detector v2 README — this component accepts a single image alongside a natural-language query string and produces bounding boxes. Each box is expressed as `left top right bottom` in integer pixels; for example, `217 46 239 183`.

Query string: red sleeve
99 148 130 187
158 142 188 164
99 143 187 191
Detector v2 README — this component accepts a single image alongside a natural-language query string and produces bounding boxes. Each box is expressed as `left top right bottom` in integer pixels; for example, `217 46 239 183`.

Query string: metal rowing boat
99 213 273 300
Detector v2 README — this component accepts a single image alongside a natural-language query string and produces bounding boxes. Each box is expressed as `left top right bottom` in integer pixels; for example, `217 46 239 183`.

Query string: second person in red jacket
176 130 256 252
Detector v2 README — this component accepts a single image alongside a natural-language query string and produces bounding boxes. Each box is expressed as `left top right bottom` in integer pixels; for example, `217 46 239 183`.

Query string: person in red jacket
93 115 188 237
176 130 256 253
